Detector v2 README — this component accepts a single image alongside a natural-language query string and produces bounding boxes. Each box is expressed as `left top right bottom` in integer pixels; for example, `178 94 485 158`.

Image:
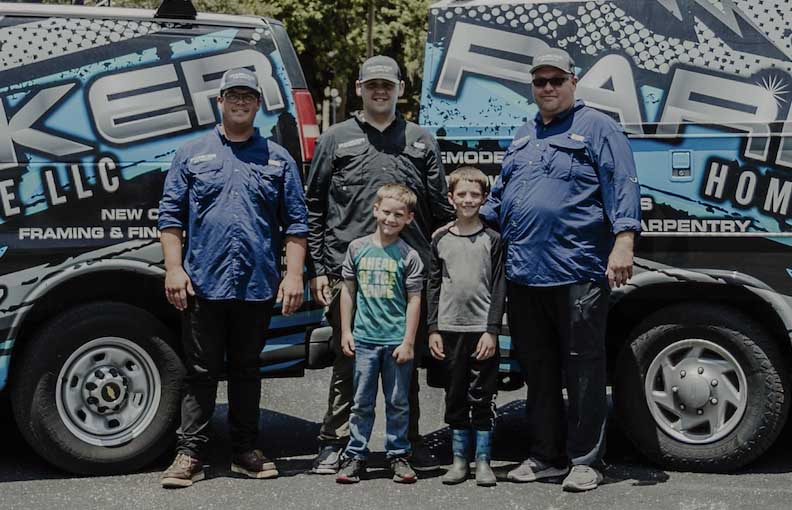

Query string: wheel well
606 282 792 374
9 270 181 385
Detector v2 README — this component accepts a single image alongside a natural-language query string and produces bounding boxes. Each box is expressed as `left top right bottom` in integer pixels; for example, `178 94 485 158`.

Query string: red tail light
292 90 319 162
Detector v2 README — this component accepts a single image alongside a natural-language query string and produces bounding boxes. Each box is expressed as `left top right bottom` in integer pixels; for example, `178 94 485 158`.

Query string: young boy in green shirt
335 183 424 484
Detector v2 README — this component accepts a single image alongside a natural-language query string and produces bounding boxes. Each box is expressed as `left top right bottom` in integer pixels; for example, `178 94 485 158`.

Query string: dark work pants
318 278 427 446
441 331 499 431
508 281 609 467
177 296 274 459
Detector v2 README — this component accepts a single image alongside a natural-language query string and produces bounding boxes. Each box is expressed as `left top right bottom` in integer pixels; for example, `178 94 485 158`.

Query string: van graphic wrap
421 0 792 294
0 14 317 391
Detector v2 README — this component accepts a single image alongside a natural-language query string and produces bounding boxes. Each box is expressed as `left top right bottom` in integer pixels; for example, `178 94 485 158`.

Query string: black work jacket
306 111 455 278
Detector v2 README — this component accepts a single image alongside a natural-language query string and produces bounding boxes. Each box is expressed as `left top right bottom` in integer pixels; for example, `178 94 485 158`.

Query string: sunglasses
532 76 570 88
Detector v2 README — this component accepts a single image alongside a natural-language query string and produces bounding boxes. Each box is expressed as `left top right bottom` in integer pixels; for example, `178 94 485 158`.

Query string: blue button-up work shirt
481 100 641 286
158 126 309 301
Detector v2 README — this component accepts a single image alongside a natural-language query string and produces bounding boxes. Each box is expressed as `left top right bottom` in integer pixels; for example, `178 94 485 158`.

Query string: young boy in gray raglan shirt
427 167 505 487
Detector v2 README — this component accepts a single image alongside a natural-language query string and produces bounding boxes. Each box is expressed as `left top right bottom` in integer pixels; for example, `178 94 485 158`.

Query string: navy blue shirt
158 126 309 301
481 100 641 286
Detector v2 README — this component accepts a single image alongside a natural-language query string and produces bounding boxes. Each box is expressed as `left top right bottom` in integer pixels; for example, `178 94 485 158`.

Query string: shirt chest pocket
188 159 225 200
546 139 589 181
333 139 370 186
250 163 283 202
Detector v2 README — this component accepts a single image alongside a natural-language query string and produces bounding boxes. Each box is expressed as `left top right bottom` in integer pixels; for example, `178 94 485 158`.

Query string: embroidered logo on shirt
338 137 366 149
512 135 531 147
569 133 586 142
189 154 216 164
412 141 426 150
268 159 282 167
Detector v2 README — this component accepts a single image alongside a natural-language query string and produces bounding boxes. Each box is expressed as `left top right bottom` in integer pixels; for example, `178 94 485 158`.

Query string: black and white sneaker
311 444 343 474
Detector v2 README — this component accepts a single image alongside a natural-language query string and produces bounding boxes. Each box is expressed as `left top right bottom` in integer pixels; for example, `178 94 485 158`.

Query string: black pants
508 281 609 467
441 331 499 431
177 296 274 459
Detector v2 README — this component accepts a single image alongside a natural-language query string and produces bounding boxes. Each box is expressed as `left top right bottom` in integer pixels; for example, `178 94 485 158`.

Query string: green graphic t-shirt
342 235 424 345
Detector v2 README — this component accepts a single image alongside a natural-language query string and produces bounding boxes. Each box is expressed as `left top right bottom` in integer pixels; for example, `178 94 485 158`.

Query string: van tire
613 303 789 472
11 302 184 475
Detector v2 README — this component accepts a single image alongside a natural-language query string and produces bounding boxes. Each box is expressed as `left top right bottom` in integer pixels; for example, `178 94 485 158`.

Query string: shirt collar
353 110 404 132
534 99 585 127
215 124 262 146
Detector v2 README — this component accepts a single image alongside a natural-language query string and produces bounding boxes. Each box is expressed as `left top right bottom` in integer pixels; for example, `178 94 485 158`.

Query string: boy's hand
474 332 497 361
429 332 445 360
393 342 414 364
341 332 356 357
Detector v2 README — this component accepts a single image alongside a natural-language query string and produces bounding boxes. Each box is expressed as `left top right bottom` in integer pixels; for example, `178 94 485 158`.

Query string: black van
0 0 324 474
421 0 792 472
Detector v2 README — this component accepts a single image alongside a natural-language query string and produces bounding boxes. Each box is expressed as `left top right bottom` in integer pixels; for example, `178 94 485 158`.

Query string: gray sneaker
311 444 343 474
562 465 603 492
506 457 569 482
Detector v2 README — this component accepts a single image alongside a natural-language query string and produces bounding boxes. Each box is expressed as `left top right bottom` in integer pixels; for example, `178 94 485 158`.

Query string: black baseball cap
359 55 401 84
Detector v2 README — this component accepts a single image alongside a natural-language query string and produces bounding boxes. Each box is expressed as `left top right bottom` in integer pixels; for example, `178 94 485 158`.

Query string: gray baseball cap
219 68 261 94
359 55 401 84
529 48 575 75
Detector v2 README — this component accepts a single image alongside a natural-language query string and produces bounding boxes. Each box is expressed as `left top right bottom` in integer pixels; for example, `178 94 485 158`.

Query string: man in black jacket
306 55 454 473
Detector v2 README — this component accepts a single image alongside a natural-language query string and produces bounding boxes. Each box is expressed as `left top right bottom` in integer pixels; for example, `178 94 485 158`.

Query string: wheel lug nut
711 379 718 387
680 370 686 378
698 367 704 374
87 396 99 405
94 370 105 379
679 404 686 410
109 368 119 377
672 386 678 393
697 409 703 415
710 398 718 405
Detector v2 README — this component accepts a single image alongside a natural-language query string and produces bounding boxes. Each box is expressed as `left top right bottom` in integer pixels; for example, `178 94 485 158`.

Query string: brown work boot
231 449 279 479
161 453 205 488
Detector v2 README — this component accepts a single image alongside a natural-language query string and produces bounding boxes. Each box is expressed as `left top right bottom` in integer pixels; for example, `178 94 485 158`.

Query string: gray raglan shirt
427 227 506 334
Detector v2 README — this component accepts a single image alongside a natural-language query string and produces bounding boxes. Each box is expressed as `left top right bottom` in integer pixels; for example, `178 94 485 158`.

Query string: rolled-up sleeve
158 149 188 230
279 155 309 237
597 130 642 234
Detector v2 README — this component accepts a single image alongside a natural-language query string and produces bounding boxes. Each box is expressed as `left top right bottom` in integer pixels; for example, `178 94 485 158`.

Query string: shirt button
234 168 239 173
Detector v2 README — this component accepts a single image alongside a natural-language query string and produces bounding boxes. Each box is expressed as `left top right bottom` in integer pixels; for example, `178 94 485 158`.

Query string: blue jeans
345 341 414 460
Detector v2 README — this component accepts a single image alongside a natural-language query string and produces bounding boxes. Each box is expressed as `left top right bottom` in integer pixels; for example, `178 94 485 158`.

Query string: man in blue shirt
158 68 308 488
481 49 641 492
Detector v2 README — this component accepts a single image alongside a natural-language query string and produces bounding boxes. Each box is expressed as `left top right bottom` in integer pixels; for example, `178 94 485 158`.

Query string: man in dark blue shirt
481 48 641 492
158 68 308 488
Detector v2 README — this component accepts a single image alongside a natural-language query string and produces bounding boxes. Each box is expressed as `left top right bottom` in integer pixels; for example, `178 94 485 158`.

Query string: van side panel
0 14 312 390
420 0 792 296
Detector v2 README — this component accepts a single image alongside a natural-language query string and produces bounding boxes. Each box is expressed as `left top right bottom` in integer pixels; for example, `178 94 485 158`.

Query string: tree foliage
92 0 434 119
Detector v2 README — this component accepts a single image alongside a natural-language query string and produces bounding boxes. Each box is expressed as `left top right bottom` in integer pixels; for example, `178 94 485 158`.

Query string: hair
375 183 417 212
448 166 490 195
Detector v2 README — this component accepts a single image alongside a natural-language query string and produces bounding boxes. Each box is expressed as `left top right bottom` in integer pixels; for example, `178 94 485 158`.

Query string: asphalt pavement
1 367 791 510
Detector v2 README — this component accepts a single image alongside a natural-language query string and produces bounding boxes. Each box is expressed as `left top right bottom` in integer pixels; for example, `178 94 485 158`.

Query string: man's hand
310 275 332 306
165 266 194 311
341 331 356 357
393 342 414 364
431 221 455 238
474 332 497 361
429 332 445 360
277 273 304 315
606 231 635 288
